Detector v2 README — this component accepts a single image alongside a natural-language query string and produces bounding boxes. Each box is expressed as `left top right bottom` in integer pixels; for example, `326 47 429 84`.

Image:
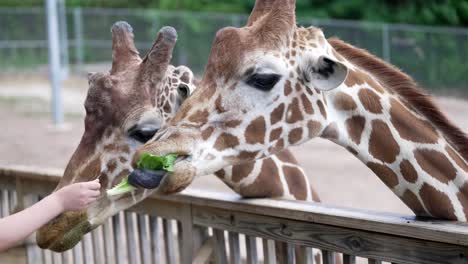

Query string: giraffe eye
128 124 159 143
246 73 281 91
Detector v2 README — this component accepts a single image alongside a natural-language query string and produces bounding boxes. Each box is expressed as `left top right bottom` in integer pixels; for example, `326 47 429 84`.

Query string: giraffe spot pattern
283 166 308 200
414 148 457 184
215 95 226 113
245 116 266 144
239 158 283 198
284 80 293 96
321 122 338 140
301 94 314 114
390 99 438 144
307 120 322 138
288 128 303 145
188 109 209 124
344 69 365 87
201 127 214 140
367 162 399 188
345 115 366 144
317 100 327 119
369 120 400 163
286 98 303 123
457 183 468 220
419 183 457 220
271 103 285 125
232 162 255 183
225 119 242 128
334 92 357 111
401 190 426 216
445 146 468 172
399 159 418 183
270 127 283 142
358 88 383 114
214 133 239 151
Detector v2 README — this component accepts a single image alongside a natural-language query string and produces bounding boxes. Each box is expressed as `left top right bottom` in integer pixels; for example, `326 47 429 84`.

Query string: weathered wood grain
192 206 468 264
213 229 228 264
343 254 356 264
229 232 241 264
262 238 276 264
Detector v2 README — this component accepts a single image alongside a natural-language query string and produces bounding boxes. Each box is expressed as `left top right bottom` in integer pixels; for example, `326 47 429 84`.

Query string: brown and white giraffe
36 21 319 253
134 0 468 221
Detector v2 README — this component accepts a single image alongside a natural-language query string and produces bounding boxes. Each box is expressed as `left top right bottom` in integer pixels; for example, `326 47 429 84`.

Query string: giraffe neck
321 61 468 221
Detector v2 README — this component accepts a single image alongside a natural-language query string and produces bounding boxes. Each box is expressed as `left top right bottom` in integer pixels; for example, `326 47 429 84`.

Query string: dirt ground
0 76 467 262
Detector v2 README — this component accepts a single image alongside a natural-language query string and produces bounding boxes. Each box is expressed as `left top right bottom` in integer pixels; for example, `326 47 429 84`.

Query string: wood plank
246 235 258 264
322 250 335 264
286 243 295 264
149 188 468 247
91 226 105 264
178 204 195 264
113 213 127 264
193 238 214 264
125 212 139 264
150 216 162 263
138 214 152 264
103 218 116 264
82 233 94 264
368 260 382 264
52 252 62 264
72 241 84 264
26 245 42 264
213 229 228 264
262 239 276 264
163 218 176 264
3 167 468 247
297 247 314 264
228 232 241 264
343 254 356 264
192 205 468 264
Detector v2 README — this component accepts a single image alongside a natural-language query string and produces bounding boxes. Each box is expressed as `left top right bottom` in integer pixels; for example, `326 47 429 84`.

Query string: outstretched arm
0 180 100 252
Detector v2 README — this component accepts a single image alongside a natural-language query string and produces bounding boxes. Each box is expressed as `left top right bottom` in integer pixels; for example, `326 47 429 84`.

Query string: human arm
0 180 100 251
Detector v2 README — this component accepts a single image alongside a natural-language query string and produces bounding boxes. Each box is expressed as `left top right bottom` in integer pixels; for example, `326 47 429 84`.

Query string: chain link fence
0 7 467 94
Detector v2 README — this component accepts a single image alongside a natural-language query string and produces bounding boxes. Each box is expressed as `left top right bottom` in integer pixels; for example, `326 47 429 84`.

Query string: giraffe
133 0 468 222
35 21 320 254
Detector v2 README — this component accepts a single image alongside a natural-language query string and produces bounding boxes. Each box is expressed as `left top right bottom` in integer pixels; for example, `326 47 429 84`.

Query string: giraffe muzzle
36 211 92 252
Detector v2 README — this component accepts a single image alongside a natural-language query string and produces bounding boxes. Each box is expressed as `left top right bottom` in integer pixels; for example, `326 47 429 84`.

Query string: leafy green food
106 153 177 196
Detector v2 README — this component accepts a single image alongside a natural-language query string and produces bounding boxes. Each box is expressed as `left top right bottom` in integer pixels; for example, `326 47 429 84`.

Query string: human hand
54 179 101 211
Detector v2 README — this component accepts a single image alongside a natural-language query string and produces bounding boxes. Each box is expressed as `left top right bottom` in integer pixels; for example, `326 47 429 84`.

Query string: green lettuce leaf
106 153 177 196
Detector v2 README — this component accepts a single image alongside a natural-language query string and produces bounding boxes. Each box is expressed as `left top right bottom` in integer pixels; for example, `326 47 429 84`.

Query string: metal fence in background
0 7 467 94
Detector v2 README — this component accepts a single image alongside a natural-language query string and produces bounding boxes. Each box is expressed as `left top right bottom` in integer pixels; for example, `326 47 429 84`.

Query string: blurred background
1 0 468 230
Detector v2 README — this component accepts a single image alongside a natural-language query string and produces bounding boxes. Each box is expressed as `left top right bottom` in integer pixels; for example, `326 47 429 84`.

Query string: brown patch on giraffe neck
225 120 242 128
188 109 209 125
283 166 307 201
345 115 365 145
321 122 338 140
307 120 322 138
239 158 283 198
367 162 399 189
271 103 285 125
215 95 226 113
419 183 457 220
245 116 267 144
286 98 303 123
288 128 303 145
401 190 426 216
390 99 438 144
344 69 365 87
358 89 382 114
80 158 101 182
284 80 293 96
334 92 357 111
457 183 468 220
369 120 400 163
317 100 326 119
329 37 468 161
300 94 314 114
270 127 283 142
446 146 468 172
214 133 240 151
201 126 214 140
414 149 456 184
232 162 255 183
399 159 418 183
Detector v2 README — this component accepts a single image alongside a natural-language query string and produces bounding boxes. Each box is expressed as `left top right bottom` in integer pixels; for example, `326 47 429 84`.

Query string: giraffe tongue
128 168 167 189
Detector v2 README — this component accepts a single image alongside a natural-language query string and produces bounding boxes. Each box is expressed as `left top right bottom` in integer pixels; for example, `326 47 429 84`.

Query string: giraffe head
132 0 348 194
36 22 195 252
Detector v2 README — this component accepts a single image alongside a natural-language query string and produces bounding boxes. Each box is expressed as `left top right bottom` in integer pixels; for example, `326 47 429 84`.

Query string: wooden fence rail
1 165 468 264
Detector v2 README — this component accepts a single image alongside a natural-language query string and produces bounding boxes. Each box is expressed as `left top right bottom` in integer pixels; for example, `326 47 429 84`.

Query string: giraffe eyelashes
128 124 159 143
246 73 281 91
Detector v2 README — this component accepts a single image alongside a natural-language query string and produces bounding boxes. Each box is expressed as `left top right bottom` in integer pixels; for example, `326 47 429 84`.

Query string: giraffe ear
305 56 348 91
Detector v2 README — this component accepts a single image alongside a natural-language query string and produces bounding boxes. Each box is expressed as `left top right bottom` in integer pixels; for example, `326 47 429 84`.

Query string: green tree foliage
1 0 467 27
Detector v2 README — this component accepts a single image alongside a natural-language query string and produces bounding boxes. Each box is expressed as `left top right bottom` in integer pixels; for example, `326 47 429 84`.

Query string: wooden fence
1 165 468 264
